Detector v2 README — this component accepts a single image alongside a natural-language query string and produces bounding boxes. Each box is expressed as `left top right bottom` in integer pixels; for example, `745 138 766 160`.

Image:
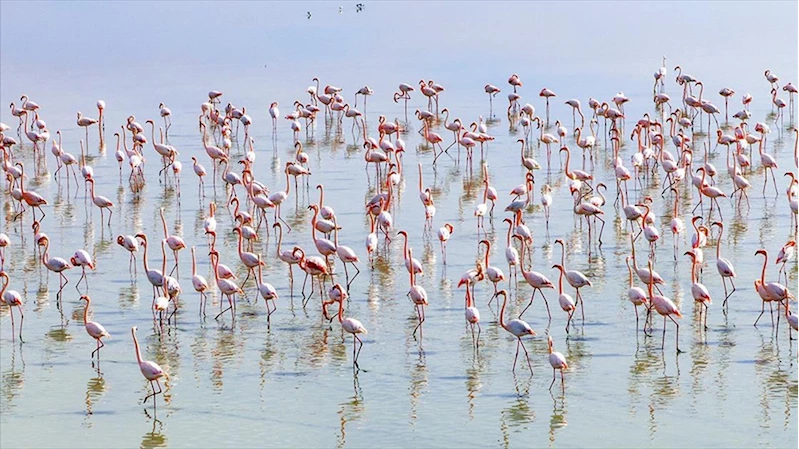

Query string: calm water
1 2 798 448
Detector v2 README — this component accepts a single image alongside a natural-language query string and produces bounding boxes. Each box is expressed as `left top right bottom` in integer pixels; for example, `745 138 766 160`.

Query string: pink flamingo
131 326 169 409
548 336 568 392
497 290 535 374
0 272 23 340
79 295 110 365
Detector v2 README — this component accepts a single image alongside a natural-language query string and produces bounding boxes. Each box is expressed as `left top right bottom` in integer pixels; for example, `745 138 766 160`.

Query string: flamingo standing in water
625 256 648 331
407 248 428 340
256 255 278 328
497 290 535 374
0 272 24 340
86 178 114 226
552 264 577 333
647 260 682 352
326 284 367 370
684 251 712 330
190 247 209 317
548 336 568 392
79 295 110 365
131 326 169 409
38 236 72 295
712 221 737 309
463 279 481 348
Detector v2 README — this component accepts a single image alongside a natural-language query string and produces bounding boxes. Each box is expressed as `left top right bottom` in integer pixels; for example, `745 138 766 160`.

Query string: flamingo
647 260 682 352
70 250 95 291
79 295 110 365
189 246 210 317
462 279 481 348
711 222 737 309
397 230 423 276
116 234 139 275
437 223 453 265
14 163 48 222
497 290 535 374
209 250 243 320
0 272 23 340
753 249 791 327
85 178 114 227
786 301 799 340
37 236 72 294
255 255 278 328
516 235 554 319
159 207 185 276
553 239 592 322
684 251 712 329
776 240 796 285
274 223 302 294
135 233 165 297
479 239 505 300
625 256 648 331
77 111 98 150
548 336 568 392
327 284 367 370
407 248 428 339
331 215 360 288
131 326 169 408
295 247 329 309
552 265 577 333
485 84 501 115
539 88 556 127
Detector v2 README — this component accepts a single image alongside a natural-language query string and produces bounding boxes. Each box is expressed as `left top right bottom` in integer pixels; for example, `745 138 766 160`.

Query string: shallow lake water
1 2 798 448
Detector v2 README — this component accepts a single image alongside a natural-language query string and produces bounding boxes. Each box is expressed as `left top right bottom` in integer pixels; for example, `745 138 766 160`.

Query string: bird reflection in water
336 375 364 449
1 343 25 410
84 375 106 419
465 363 484 421
548 392 568 444
211 328 241 392
140 414 168 449
499 373 535 446
408 348 428 426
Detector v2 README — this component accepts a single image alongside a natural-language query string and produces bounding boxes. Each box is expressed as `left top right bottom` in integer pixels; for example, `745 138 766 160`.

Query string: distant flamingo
548 336 568 392
79 295 110 365
552 264 577 333
497 290 535 374
256 255 278 328
647 260 682 352
131 326 169 408
463 279 481 348
408 248 428 339
432 222 452 264
0 272 23 340
684 251 712 329
712 221 737 309
328 284 367 370
86 178 114 226
38 236 72 294
625 256 648 331
190 247 209 317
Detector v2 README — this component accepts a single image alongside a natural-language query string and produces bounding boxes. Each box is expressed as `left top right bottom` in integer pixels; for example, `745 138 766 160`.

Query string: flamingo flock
1 59 798 412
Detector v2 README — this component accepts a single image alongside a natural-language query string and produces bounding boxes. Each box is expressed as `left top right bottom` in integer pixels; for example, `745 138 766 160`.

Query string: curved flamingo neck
275 226 284 255
716 224 723 259
759 251 767 284
132 329 143 364
626 259 634 287
337 294 344 323
83 298 90 325
310 207 319 242
0 275 8 298
191 248 197 277
499 293 508 330
160 209 169 238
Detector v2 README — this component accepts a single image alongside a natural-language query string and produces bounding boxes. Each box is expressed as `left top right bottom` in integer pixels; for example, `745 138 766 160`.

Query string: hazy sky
2 1 796 126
